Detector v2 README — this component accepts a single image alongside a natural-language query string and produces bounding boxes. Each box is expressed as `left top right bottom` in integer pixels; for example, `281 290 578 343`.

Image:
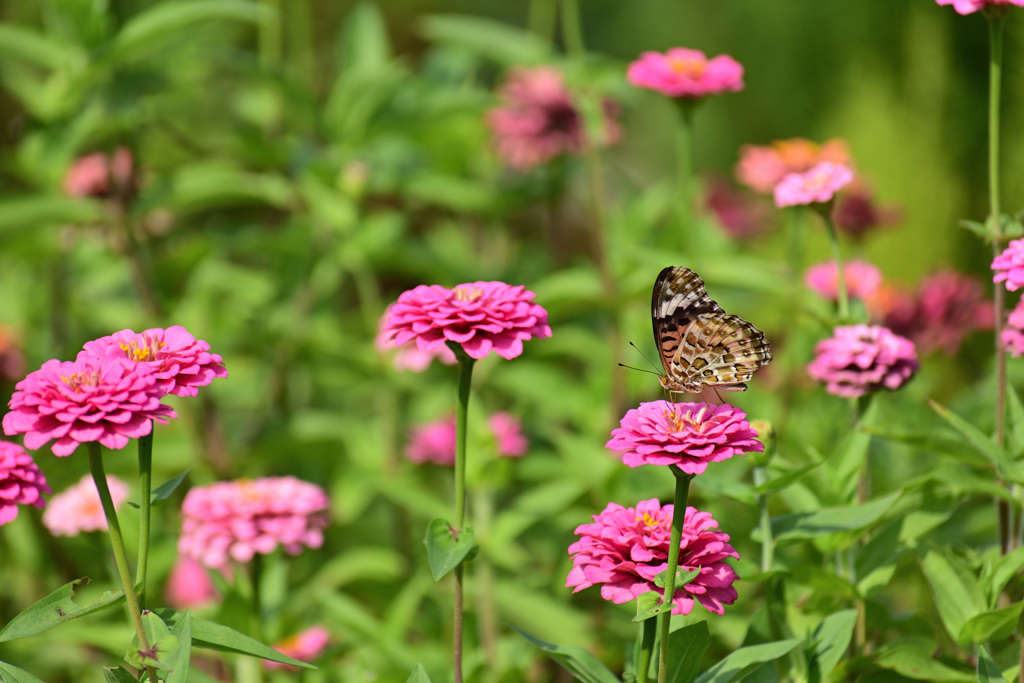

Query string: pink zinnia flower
937 0 1024 14
488 411 528 457
406 416 457 466
263 626 330 670
805 260 883 303
773 162 854 208
567 498 739 616
382 281 551 361
993 239 1024 291
0 442 50 525
487 66 620 170
702 176 775 240
883 271 993 355
42 474 129 536
179 477 329 571
63 147 134 199
3 353 177 456
627 48 743 98
606 401 762 475
807 325 919 398
375 313 456 372
165 555 219 610
736 138 851 194
832 180 901 239
0 326 26 384
1002 300 1024 357
83 325 228 398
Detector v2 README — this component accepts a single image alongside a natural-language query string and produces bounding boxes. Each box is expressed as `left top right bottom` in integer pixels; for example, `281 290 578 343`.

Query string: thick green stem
87 443 158 683
451 347 476 683
657 467 694 683
753 465 774 573
135 430 153 610
675 102 697 257
637 617 657 683
528 0 557 45
821 210 849 322
559 0 584 59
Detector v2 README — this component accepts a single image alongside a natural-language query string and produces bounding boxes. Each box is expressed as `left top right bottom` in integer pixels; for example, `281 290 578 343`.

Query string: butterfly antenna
628 341 663 374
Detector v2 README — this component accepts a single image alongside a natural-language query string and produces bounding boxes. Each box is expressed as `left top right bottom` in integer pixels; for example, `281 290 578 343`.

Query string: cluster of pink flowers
1002 302 1024 356
406 411 529 465
936 0 1024 14
807 325 919 398
264 626 331 670
736 138 850 194
43 474 129 536
882 271 993 355
993 239 1024 291
773 161 854 208
63 147 134 199
567 499 739 616
627 48 743 98
0 442 50 525
178 476 330 570
376 314 456 372
805 260 883 303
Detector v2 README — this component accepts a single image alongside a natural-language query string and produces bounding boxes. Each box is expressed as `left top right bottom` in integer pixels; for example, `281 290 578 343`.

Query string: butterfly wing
652 266 724 376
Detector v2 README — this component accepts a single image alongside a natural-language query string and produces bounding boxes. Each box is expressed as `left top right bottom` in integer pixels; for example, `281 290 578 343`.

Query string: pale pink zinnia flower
406 416 457 466
63 147 134 199
993 239 1024 291
165 555 219 610
383 281 551 361
805 260 883 303
807 325 919 398
375 313 456 372
773 162 854 208
0 442 50 525
487 412 528 457
627 48 743 98
83 325 228 398
606 401 762 475
567 498 739 616
3 352 177 456
936 0 1024 14
179 477 329 571
736 138 851 194
42 474 129 536
1001 300 1024 357
883 271 993 355
263 626 330 670
487 66 620 170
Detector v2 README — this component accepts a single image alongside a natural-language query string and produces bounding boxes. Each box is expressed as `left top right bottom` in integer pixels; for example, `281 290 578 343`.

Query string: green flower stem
251 553 265 643
87 442 157 683
820 209 850 323
752 465 773 573
528 0 556 45
135 430 153 610
450 344 476 683
637 617 657 683
675 101 697 257
559 0 584 60
657 467 694 683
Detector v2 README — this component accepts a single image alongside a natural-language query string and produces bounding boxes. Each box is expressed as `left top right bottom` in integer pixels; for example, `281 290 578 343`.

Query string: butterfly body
652 266 772 395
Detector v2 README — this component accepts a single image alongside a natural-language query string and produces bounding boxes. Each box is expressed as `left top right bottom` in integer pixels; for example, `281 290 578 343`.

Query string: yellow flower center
453 287 482 302
61 371 100 393
668 56 706 79
118 337 166 363
637 512 660 527
663 405 709 434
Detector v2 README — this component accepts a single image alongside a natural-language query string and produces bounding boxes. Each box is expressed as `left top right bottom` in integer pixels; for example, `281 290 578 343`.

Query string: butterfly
652 266 772 396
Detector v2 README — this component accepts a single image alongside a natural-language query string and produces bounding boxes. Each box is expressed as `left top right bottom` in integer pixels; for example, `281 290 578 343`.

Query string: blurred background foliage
0 1 1022 682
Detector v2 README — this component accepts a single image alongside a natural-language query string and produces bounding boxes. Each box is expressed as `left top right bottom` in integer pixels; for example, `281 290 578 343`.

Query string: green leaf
0 578 125 643
928 400 1024 482
976 646 1004 683
339 2 392 69
986 544 1024 603
125 612 180 672
806 610 856 682
509 625 621 683
861 427 990 468
102 667 139 683
960 219 993 241
958 603 1024 645
919 548 986 642
664 622 711 683
753 462 821 496
633 592 674 623
0 195 104 232
406 664 434 683
153 609 314 669
0 661 48 683
832 405 876 502
654 567 701 590
419 14 549 66
694 638 802 683
756 490 901 545
165 610 192 683
875 642 973 681
0 25 81 71
128 469 192 509
423 518 476 581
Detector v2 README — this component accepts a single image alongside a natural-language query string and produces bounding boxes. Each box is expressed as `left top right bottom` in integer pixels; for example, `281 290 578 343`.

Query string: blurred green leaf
976 646 1004 683
153 609 313 668
753 462 821 496
419 15 548 66
806 610 856 683
929 399 1024 483
958 603 1023 646
985 544 1024 605
0 661 48 683
0 195 103 232
407 664 434 683
165 609 192 683
756 490 901 545
875 641 973 681
664 621 711 683
339 2 392 69
509 625 621 683
694 638 802 683
919 548 986 642
165 163 294 212
0 579 124 643
101 667 138 683
0 25 82 71
423 518 475 581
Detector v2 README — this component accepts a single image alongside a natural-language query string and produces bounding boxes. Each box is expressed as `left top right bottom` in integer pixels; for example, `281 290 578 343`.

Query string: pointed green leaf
510 624 621 683
875 642 973 681
654 567 701 590
419 14 548 66
806 610 856 682
664 622 711 683
165 610 192 683
103 667 139 683
125 612 180 672
0 661 48 683
753 462 821 496
0 578 125 642
976 646 1004 682
832 402 877 502
423 518 476 581
960 219 994 240
128 469 192 508
633 592 673 622
0 195 104 233
987 544 1024 604
928 400 1024 482
406 664 434 683
755 490 901 544
958 603 1024 645
694 638 802 683
919 549 985 642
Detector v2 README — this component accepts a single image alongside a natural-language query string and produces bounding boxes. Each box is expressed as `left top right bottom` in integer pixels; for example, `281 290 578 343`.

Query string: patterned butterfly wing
652 266 772 394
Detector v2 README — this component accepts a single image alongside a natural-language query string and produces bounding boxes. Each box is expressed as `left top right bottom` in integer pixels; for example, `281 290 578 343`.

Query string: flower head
488 411 529 457
883 271 993 355
736 138 850 193
264 626 330 671
165 555 219 610
3 353 177 456
807 325 919 398
567 499 739 615
63 147 134 199
83 326 228 398
936 0 1024 14
627 48 743 98
0 442 50 525
375 313 456 372
178 476 330 571
1002 300 1024 357
606 401 762 474
487 66 619 170
383 282 551 361
805 260 883 303
42 474 129 536
993 239 1024 291
773 162 854 208
832 180 901 239
406 416 457 466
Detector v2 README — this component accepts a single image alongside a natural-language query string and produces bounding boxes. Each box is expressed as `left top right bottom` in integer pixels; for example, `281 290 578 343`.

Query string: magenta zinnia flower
807 325 919 398
264 626 330 671
488 411 529 457
773 162 854 208
993 239 1024 292
883 271 993 355
627 48 743 98
1002 300 1024 357
383 281 551 361
805 260 883 303
83 325 228 397
375 313 456 372
63 147 134 199
0 442 50 525
567 498 739 616
406 416 457 466
606 401 762 474
3 353 176 456
43 474 129 536
179 476 330 570
936 0 1024 14
736 138 850 194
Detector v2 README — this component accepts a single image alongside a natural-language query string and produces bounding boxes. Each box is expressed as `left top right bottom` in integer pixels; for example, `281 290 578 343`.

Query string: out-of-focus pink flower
805 260 883 303
736 138 850 194
993 239 1024 291
832 180 902 239
406 416 457 466
3 353 177 457
42 474 129 536
63 147 134 198
83 326 227 398
606 401 762 475
627 48 743 98
1001 300 1024 356
773 162 854 208
487 66 619 170
0 326 26 384
702 176 775 240
383 282 551 361
0 442 50 525
488 412 528 457
179 477 330 571
263 626 330 671
807 325 919 398
165 555 219 610
884 271 994 355
937 0 1024 14
567 498 739 616
375 313 456 372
